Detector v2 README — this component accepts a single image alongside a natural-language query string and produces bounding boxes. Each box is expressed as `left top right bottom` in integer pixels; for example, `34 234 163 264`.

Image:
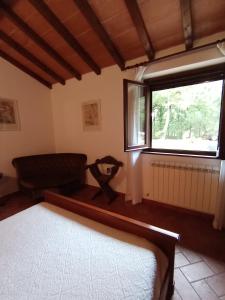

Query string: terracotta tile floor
174 246 225 299
74 187 225 300
1 187 225 300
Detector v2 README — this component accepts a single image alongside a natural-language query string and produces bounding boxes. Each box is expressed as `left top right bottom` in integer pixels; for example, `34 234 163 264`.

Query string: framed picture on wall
0 98 20 131
82 99 101 131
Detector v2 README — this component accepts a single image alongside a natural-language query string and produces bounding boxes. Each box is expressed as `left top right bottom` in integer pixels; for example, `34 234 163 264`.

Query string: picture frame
0 98 20 131
82 99 101 131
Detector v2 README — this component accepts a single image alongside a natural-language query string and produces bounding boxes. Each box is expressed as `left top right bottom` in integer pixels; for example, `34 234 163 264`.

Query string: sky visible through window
151 80 223 152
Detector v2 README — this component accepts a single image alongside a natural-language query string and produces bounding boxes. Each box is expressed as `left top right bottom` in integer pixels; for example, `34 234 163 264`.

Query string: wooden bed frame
44 190 180 300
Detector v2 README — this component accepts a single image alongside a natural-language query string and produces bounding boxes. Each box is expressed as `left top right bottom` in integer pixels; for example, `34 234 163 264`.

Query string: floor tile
175 252 190 268
2 190 225 300
202 256 225 274
180 261 214 282
192 279 219 300
206 273 225 297
181 248 202 263
175 245 182 253
174 269 200 300
172 290 182 299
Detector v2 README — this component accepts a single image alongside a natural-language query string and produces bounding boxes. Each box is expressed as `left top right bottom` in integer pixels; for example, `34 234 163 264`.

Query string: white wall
0 36 223 205
51 44 224 200
0 58 55 195
51 66 136 192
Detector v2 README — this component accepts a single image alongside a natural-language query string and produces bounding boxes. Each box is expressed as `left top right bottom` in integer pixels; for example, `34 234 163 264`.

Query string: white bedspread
0 202 168 300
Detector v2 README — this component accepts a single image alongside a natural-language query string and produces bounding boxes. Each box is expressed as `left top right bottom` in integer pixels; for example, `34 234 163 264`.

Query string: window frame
123 79 150 151
124 63 225 158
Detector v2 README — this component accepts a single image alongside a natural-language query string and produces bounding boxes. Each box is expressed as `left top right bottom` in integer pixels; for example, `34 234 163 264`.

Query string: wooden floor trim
86 184 214 221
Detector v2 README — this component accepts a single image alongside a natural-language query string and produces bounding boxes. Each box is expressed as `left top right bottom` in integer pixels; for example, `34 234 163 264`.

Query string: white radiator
148 161 220 214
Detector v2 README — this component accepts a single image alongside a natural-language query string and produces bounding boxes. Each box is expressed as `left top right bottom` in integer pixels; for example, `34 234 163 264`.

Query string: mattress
0 202 168 300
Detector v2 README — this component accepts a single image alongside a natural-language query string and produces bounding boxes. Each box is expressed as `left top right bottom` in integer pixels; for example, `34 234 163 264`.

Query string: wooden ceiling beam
29 0 101 75
0 1 81 80
0 30 65 85
180 0 193 50
74 0 125 70
124 0 154 60
0 49 52 88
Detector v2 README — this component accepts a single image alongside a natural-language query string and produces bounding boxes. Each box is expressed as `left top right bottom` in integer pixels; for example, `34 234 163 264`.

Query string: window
124 64 225 158
123 80 149 150
152 80 223 153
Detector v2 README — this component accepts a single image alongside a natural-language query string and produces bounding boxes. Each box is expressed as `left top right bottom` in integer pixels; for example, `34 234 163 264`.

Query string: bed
0 191 179 300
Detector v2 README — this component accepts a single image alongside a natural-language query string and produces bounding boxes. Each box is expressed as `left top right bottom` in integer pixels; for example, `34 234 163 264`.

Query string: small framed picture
82 99 101 131
0 98 20 131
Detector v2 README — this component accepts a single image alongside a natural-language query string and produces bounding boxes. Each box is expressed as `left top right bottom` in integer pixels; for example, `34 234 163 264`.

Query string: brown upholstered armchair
12 153 87 198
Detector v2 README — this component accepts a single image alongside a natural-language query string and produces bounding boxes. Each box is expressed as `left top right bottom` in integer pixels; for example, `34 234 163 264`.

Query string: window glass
152 80 223 152
127 83 146 147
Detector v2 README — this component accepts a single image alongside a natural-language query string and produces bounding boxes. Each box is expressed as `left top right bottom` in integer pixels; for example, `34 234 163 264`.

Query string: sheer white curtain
213 160 225 230
125 66 146 205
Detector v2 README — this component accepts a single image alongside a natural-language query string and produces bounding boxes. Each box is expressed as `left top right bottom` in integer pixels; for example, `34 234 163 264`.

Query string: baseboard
0 191 21 205
85 184 213 221
143 197 214 221
0 176 18 198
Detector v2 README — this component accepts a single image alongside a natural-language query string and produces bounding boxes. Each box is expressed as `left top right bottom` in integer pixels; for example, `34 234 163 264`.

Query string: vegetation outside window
152 80 223 153
123 63 225 158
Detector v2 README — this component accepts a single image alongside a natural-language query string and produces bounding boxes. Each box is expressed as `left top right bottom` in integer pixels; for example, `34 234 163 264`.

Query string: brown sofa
12 153 87 197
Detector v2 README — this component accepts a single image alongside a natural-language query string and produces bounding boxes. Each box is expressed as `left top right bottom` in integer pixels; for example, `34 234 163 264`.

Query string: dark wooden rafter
0 49 52 88
124 0 154 60
0 30 65 85
29 0 101 75
74 0 125 70
180 0 193 50
0 1 81 80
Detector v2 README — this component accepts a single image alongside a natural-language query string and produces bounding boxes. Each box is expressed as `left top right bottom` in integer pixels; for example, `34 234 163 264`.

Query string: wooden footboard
44 190 180 300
